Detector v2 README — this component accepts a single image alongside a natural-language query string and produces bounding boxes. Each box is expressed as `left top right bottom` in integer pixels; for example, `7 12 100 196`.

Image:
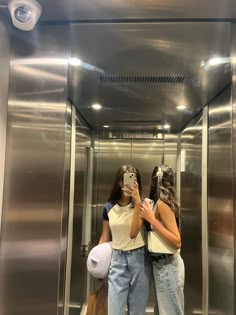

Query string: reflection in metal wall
232 23 236 315
164 134 177 171
208 86 233 315
58 104 71 315
180 113 203 315
69 110 92 315
0 15 11 243
92 138 163 310
0 26 69 315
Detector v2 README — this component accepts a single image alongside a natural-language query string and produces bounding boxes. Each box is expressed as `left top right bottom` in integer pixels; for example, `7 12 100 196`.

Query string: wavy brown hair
149 165 180 218
108 164 142 203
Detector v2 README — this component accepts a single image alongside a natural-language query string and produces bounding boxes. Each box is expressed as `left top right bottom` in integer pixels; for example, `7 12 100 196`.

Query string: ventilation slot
100 76 185 84
112 120 161 124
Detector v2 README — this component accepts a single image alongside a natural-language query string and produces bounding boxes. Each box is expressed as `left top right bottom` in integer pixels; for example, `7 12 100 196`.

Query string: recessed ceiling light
200 56 230 69
91 103 102 110
163 124 170 129
177 105 187 111
103 125 109 128
69 58 82 66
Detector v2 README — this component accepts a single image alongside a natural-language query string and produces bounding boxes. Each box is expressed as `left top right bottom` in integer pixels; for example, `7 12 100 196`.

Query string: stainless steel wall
208 86 233 315
0 25 70 315
69 110 92 315
180 113 203 315
233 23 236 315
164 134 177 170
0 15 11 244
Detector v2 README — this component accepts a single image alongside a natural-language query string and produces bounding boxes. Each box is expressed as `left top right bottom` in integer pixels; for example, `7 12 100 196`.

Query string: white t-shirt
103 202 145 251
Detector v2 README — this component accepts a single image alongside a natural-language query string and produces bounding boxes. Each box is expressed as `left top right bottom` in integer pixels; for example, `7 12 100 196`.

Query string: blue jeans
108 246 152 315
152 253 185 315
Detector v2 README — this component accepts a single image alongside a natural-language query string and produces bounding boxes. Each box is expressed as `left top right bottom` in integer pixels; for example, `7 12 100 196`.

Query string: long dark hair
108 164 142 203
149 165 180 218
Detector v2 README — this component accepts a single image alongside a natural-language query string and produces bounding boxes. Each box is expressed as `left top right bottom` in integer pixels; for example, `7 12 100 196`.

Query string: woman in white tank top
140 165 185 315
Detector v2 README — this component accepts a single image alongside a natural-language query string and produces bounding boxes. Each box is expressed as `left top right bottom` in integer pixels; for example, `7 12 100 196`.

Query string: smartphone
144 198 154 209
123 172 135 189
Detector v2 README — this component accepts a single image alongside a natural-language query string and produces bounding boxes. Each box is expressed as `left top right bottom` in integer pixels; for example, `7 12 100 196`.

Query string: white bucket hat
87 242 112 279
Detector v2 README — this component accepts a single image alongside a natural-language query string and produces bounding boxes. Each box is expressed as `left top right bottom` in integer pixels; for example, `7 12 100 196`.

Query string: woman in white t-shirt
99 164 151 315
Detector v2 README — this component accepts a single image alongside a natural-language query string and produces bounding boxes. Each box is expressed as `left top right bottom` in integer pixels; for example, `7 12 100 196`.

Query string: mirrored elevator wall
0 25 70 315
67 135 166 313
180 112 203 315
94 137 165 311
68 109 93 315
180 84 234 315
208 85 233 315
0 14 10 251
233 23 236 315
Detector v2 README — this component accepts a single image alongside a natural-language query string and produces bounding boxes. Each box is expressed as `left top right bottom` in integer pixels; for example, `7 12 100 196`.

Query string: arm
130 201 143 239
99 220 110 244
123 181 143 239
140 200 181 249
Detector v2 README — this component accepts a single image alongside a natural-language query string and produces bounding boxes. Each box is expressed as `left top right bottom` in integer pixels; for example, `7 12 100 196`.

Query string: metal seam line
202 105 209 315
64 105 76 315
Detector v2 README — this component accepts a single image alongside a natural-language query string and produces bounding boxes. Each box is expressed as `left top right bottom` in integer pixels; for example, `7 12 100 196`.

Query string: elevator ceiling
1 0 236 21
68 23 231 134
0 2 232 134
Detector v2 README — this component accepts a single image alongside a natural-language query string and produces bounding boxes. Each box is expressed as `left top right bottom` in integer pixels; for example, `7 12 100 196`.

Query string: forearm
130 203 143 239
99 235 109 244
99 220 110 244
150 217 181 249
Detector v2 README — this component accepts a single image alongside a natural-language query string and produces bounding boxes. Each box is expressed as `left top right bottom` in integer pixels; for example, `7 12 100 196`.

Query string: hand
122 180 141 205
140 200 155 223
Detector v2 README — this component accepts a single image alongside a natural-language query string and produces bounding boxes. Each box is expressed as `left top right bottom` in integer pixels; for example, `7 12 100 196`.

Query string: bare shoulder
157 200 172 214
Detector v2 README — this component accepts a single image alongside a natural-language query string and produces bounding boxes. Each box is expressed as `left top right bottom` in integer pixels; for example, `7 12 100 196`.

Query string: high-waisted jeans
108 246 152 315
152 253 185 315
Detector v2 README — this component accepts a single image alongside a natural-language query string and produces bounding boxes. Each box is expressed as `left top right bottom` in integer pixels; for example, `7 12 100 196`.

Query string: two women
99 164 185 315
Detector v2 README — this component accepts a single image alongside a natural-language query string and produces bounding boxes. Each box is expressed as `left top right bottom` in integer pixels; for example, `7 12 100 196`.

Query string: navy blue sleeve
102 202 113 221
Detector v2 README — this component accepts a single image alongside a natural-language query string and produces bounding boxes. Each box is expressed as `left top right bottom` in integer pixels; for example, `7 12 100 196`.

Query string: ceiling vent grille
100 75 185 84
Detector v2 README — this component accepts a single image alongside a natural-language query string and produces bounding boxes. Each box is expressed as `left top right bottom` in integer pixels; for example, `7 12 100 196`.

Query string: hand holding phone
144 198 154 209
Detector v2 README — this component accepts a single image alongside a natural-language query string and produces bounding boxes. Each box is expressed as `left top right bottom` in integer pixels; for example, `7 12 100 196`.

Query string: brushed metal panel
164 134 177 170
232 22 236 315
69 110 92 311
69 22 230 133
180 112 203 315
9 0 236 21
0 26 69 315
208 86 233 315
0 15 10 242
58 104 72 315
201 106 209 315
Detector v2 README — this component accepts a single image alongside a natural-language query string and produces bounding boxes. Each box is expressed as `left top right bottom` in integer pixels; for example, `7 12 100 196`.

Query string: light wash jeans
152 253 185 315
108 246 152 315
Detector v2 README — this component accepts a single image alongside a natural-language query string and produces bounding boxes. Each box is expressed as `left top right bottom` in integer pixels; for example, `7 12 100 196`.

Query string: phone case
144 198 154 208
123 172 135 188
